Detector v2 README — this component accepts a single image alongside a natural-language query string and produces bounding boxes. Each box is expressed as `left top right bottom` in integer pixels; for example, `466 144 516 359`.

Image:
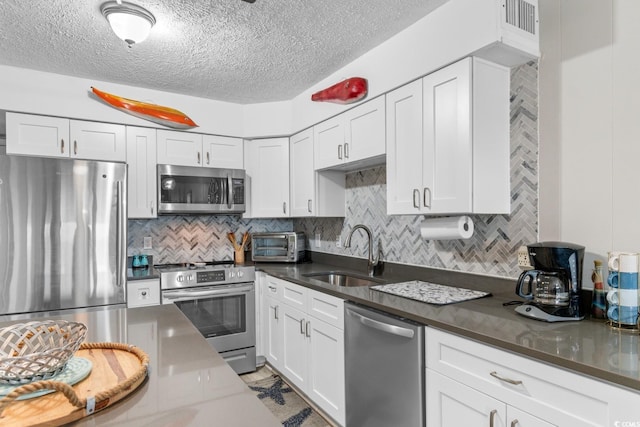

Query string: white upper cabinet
290 128 346 218
6 113 69 158
126 126 157 219
314 96 385 171
69 120 126 162
157 131 243 169
387 57 510 215
6 113 126 162
244 137 290 218
156 129 203 167
290 128 315 217
202 135 243 169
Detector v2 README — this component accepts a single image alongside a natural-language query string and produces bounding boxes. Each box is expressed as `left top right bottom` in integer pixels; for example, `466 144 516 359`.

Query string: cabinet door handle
423 187 431 208
283 202 287 214
305 321 311 337
300 318 306 334
206 152 210 164
489 409 498 427
274 305 279 320
413 189 420 209
268 285 277 292
338 144 343 160
511 420 519 427
61 139 65 154
197 152 201 164
490 371 523 386
150 200 154 216
344 142 349 159
74 140 78 155
307 199 312 213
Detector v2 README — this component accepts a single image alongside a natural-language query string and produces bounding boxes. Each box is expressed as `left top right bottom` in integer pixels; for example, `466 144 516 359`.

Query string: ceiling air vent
505 0 536 35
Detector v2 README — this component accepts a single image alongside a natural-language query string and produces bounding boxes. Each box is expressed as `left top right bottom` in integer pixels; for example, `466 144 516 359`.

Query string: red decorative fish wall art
311 77 368 104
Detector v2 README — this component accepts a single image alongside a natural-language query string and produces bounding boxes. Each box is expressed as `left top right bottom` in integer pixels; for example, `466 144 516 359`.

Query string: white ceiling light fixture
101 1 156 47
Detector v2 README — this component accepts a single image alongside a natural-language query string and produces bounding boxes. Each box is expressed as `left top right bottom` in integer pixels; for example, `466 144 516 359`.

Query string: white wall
539 0 640 279
1 0 534 139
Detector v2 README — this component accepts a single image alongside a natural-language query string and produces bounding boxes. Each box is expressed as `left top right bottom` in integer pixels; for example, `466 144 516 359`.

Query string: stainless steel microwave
157 164 245 215
251 232 306 263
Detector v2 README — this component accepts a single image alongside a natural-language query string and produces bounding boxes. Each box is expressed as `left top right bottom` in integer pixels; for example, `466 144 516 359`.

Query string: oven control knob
177 275 184 282
188 274 193 281
229 271 236 278
237 270 244 278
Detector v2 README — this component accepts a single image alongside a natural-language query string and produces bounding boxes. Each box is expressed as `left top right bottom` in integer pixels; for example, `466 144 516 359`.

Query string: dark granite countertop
255 253 640 393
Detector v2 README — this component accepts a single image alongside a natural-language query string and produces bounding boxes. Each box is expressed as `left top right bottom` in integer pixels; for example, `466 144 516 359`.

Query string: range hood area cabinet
6 112 126 162
313 95 386 172
386 57 510 215
157 129 243 169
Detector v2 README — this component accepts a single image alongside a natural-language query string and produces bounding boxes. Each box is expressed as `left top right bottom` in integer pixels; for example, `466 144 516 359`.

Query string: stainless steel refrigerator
0 154 127 317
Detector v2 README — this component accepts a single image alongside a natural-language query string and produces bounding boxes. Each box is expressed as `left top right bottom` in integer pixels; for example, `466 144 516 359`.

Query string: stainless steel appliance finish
345 302 425 427
251 231 306 262
157 164 245 215
159 263 256 374
0 155 127 316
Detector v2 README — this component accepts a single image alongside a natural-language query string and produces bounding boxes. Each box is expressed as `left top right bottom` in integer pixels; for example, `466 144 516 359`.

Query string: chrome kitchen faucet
344 224 383 277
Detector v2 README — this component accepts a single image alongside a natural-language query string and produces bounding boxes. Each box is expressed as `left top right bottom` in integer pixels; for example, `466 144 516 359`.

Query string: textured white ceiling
0 0 445 104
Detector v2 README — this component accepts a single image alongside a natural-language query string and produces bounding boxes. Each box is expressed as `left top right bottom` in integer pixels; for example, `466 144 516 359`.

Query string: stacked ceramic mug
607 252 640 329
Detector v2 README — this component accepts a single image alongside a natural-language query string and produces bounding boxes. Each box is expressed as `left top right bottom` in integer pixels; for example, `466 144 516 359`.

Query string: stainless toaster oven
251 232 306 263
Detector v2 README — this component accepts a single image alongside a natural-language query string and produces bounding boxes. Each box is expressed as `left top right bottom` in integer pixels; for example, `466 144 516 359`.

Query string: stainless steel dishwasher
345 302 425 427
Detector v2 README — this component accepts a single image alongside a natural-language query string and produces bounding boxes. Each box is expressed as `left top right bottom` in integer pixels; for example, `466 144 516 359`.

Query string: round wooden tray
0 342 149 427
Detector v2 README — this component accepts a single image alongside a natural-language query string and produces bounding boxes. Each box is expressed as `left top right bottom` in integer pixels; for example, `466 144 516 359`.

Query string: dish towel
371 281 491 305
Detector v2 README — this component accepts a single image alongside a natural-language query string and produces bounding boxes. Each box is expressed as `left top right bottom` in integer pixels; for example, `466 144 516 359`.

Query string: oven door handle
163 286 253 301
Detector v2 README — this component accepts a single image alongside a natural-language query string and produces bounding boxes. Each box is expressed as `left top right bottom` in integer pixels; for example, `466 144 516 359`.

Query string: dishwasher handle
348 308 415 339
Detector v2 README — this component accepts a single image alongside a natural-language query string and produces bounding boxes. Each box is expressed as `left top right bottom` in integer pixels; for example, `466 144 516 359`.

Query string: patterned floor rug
242 373 331 427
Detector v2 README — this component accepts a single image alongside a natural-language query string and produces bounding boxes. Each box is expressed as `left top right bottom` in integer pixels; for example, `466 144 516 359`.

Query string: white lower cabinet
427 369 552 427
261 275 345 426
426 327 639 427
126 279 160 308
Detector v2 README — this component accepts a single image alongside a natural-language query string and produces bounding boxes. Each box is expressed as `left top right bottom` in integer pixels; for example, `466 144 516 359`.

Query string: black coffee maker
515 241 585 322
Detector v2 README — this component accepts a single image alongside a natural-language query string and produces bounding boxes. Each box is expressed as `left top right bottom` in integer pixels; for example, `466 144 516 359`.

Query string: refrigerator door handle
116 180 125 288
347 308 415 338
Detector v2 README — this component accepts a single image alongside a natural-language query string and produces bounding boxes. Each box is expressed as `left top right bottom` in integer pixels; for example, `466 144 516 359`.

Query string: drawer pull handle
511 420 519 427
489 409 498 427
300 318 306 334
490 371 523 385
305 320 311 337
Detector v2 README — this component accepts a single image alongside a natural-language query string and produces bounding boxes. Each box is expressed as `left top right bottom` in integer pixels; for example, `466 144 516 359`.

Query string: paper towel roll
420 215 474 240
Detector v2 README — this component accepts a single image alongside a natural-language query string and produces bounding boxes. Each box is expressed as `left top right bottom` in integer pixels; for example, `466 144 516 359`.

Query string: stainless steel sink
303 271 384 287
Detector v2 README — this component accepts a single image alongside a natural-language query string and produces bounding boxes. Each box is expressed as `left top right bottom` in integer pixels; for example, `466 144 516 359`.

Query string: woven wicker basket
0 320 87 385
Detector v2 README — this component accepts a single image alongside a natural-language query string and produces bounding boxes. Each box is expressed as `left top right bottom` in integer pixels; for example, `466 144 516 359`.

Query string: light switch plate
143 236 152 249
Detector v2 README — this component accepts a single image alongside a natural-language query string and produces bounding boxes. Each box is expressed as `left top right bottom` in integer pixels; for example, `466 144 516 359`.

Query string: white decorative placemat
371 281 491 305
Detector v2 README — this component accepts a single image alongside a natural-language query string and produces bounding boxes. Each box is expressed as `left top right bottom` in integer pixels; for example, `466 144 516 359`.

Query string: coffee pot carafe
515 242 585 322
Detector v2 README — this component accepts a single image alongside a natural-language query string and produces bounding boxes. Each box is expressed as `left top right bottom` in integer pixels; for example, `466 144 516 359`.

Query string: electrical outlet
143 236 152 250
335 236 342 248
517 245 532 270
315 233 321 248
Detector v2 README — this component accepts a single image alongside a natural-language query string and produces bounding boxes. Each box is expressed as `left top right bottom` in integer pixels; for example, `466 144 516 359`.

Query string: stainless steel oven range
157 262 256 374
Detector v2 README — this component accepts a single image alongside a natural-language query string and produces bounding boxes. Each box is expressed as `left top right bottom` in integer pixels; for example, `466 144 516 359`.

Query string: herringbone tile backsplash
128 61 537 278
128 217 292 263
